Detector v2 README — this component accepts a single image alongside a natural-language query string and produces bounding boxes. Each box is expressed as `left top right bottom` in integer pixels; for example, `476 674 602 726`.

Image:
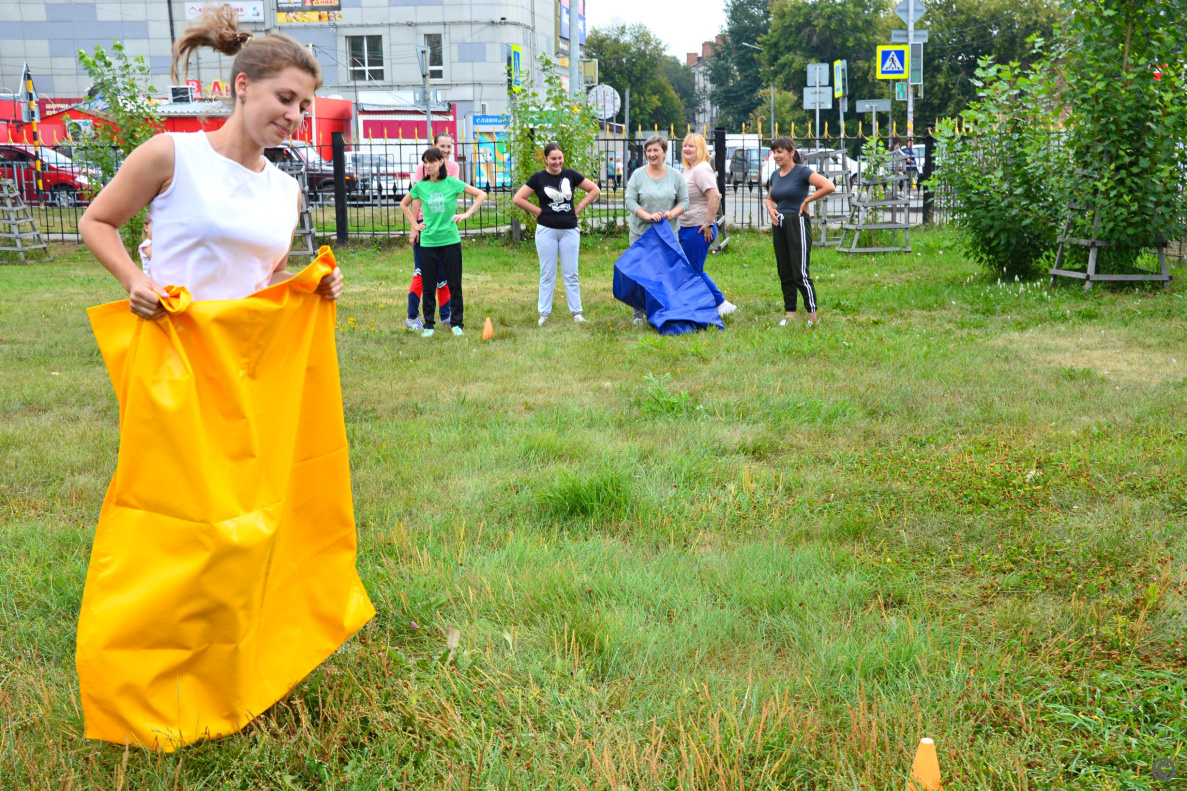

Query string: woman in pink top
679 134 736 316
399 132 460 330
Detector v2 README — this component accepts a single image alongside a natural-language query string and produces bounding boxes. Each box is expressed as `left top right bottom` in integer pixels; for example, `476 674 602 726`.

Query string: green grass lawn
2 229 1186 789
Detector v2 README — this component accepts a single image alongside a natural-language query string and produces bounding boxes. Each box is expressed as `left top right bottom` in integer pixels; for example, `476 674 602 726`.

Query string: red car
0 144 95 207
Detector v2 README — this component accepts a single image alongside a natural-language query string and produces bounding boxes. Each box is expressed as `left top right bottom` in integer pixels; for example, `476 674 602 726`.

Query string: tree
74 41 161 252
761 0 889 136
1058 0 1187 266
506 54 599 234
706 0 771 129
759 0 1058 136
662 56 701 129
916 0 1060 122
586 23 686 133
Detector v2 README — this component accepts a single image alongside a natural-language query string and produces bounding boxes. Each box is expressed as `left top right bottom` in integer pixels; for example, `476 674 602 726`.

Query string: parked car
346 150 410 201
0 144 95 207
729 147 763 187
263 141 357 198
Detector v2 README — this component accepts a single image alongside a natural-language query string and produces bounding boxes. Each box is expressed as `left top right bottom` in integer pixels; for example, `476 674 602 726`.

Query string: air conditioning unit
169 85 193 104
480 102 488 114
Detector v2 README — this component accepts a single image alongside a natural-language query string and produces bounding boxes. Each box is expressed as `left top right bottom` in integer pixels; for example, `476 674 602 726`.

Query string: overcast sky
585 0 726 61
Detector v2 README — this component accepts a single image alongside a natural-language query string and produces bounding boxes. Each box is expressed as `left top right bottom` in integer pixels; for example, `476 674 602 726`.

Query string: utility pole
906 3 915 140
771 85 775 137
624 87 630 183
569 38 581 99
416 45 432 145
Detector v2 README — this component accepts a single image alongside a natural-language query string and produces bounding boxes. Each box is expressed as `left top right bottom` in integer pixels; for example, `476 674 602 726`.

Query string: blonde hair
681 133 710 167
643 134 668 153
171 5 322 97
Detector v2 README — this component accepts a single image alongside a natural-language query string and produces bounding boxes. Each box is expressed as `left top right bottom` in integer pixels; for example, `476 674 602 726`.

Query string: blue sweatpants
678 223 724 307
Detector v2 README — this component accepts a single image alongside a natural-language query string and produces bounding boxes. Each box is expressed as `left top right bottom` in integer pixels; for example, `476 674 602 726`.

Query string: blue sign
876 45 909 79
472 115 508 126
510 44 522 92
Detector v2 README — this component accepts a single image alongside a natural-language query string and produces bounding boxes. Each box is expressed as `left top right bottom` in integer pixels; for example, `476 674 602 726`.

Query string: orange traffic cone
907 738 942 790
482 317 494 341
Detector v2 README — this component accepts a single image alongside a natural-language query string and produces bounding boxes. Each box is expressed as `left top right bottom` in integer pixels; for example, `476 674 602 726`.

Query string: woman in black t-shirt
764 137 835 327
513 143 602 325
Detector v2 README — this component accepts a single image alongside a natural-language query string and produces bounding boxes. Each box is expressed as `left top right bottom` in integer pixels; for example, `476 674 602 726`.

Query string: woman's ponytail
171 5 252 84
170 4 322 98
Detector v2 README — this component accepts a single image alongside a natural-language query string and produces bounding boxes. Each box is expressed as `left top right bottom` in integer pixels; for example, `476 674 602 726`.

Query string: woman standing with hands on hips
765 137 834 327
679 133 736 317
403 147 486 337
624 134 688 325
512 142 601 325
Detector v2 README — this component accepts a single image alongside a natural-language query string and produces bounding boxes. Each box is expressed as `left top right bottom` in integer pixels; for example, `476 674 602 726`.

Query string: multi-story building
686 36 721 130
1 0 586 133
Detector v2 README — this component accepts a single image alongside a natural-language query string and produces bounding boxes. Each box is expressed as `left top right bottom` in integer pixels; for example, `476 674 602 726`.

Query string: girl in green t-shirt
402 148 487 337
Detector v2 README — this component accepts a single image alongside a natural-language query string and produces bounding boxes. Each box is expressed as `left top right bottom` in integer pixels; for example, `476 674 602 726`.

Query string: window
424 34 443 80
347 35 384 82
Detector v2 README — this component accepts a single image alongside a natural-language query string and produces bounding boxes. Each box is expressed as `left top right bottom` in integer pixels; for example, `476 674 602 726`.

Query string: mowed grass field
2 229 1186 790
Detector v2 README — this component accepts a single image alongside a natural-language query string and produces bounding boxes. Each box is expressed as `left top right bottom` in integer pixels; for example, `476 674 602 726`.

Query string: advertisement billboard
276 0 342 24
185 2 264 22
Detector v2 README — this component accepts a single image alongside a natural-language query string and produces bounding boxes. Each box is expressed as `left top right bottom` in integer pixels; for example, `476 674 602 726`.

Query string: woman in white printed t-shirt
79 6 342 316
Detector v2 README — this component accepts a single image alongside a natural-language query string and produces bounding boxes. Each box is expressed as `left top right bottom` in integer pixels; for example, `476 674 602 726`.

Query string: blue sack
613 222 724 335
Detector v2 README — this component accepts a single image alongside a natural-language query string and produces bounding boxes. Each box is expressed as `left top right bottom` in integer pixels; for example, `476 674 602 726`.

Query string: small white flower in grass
51 372 59 375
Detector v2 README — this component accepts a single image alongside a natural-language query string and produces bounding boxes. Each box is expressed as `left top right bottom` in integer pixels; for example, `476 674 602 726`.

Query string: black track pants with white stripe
772 214 818 313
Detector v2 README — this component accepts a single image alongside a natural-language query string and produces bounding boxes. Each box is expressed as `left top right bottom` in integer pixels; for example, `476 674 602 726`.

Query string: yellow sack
78 248 375 751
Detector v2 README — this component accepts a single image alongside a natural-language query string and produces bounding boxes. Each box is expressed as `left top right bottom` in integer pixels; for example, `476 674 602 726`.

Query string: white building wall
1 0 571 122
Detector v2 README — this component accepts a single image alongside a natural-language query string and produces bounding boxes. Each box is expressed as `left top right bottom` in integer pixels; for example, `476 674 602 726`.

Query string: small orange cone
907 738 942 790
482 317 494 340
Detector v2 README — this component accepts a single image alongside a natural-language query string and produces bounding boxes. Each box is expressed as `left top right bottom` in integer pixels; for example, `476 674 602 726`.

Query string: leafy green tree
762 0 889 136
586 23 686 133
1058 0 1186 267
74 41 162 251
507 54 599 234
916 0 1060 123
661 56 701 129
706 0 770 129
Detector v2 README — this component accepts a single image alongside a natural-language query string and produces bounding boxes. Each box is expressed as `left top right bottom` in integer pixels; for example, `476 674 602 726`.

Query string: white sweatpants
535 225 583 317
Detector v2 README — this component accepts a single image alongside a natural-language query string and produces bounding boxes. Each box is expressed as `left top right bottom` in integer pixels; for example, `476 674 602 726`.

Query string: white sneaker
806 320 816 329
778 318 789 327
717 300 737 316
422 328 435 338
538 315 548 326
452 326 464 336
404 317 423 331
573 314 587 323
632 317 646 326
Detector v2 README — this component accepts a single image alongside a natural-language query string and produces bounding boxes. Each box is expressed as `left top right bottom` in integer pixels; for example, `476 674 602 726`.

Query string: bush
934 53 1068 279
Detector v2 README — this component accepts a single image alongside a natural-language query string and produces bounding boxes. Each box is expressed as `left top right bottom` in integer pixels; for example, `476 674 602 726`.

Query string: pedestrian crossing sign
877 45 909 80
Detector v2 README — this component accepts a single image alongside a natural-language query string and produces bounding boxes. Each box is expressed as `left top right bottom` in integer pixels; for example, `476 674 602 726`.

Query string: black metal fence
9 127 1184 261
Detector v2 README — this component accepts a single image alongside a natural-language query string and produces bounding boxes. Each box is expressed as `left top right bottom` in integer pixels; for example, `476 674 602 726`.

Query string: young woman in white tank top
79 7 342 315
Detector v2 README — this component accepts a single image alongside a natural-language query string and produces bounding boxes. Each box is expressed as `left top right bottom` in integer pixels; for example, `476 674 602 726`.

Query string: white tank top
146 132 299 300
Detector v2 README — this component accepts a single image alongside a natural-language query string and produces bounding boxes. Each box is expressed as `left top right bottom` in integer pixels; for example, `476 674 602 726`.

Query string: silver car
346 152 405 201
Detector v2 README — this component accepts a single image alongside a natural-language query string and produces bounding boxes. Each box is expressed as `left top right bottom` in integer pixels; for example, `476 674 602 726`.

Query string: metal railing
8 128 1182 259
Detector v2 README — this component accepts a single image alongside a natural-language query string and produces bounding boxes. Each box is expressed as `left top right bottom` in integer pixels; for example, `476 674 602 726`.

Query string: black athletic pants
771 214 817 313
419 242 464 329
